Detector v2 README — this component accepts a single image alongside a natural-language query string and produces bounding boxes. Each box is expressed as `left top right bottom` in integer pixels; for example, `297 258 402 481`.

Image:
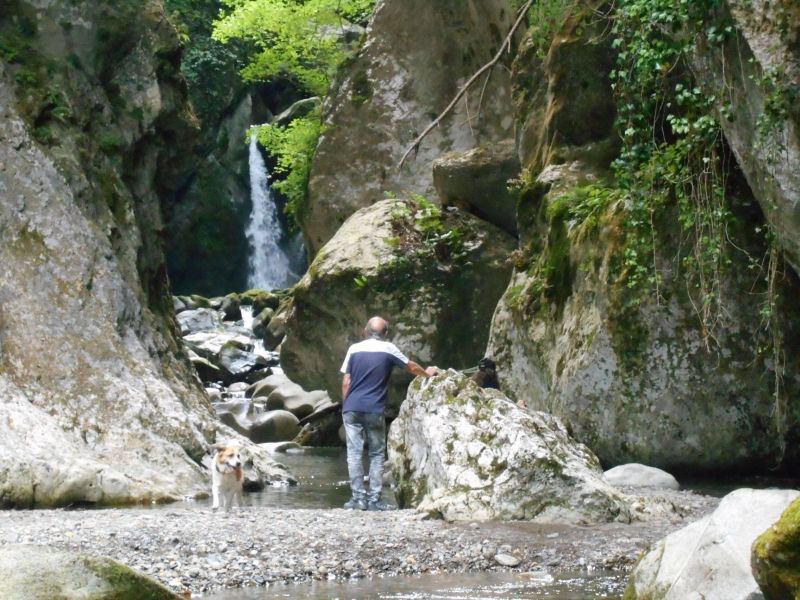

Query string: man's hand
406 361 438 378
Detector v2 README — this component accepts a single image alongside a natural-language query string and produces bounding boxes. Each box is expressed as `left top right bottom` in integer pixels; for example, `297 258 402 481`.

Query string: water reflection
205 570 624 599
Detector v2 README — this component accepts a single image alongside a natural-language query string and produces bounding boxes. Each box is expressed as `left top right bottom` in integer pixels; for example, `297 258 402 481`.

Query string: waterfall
245 135 295 290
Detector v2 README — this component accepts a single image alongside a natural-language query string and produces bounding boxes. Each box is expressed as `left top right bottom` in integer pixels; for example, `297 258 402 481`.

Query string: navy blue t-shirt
340 339 409 413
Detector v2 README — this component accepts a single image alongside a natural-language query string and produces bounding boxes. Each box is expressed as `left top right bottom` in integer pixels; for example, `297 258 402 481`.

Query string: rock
248 372 292 399
177 308 222 335
249 411 301 443
604 464 679 491
189 354 222 383
686 0 800 273
280 199 515 408
240 289 282 314
433 140 520 236
220 294 242 321
301 0 516 254
494 553 521 568
752 496 800 600
266 383 316 419
218 342 263 384
387 371 631 524
264 309 289 350
273 97 322 127
184 331 254 362
252 307 275 338
259 441 303 453
227 382 250 394
244 367 273 384
0 545 178 599
205 387 222 402
173 296 187 313
626 488 800 600
213 399 252 436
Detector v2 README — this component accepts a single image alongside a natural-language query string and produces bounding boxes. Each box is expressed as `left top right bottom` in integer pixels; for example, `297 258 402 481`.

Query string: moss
752 497 800 599
87 557 179 599
350 69 372 106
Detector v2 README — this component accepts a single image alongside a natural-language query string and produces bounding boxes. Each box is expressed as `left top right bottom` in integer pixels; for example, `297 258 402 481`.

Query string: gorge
0 0 799 598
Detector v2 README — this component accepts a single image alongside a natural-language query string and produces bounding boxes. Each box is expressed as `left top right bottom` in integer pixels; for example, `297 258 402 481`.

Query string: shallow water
197 449 623 599
204 570 625 599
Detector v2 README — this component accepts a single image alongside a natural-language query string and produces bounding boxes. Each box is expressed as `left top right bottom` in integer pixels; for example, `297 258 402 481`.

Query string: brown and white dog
211 442 243 510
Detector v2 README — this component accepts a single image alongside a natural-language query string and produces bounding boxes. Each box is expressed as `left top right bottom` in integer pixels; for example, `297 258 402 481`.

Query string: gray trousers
342 411 386 502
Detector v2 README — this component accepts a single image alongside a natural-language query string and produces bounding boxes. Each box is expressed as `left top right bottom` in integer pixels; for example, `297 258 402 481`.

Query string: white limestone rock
387 371 632 524
625 488 800 600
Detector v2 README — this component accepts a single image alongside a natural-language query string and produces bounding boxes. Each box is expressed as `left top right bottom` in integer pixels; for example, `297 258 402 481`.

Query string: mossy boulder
625 489 800 600
0 545 179 600
752 496 800 600
387 370 631 523
280 198 515 409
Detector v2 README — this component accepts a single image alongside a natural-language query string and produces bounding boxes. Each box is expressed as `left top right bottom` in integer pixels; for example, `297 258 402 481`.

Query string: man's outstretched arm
405 360 438 378
342 373 351 399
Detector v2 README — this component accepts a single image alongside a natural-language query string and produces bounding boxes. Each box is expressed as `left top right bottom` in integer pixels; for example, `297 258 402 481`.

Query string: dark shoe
367 499 395 511
343 497 367 511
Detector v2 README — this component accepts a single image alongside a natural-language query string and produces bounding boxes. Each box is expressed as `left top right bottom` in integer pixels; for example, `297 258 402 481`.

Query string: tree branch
396 0 535 170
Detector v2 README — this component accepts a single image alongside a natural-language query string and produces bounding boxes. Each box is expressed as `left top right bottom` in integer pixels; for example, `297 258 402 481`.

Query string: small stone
494 553 521 567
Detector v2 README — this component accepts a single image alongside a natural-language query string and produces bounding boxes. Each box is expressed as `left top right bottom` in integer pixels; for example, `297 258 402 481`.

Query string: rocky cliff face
485 1 800 472
0 0 285 506
688 0 800 273
301 0 517 255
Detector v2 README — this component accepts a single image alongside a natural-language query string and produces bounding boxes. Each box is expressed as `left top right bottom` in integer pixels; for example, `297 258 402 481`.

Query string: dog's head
213 442 243 481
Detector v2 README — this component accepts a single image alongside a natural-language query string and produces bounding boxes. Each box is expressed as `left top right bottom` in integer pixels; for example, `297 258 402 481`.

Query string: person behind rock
340 316 437 511
471 357 499 389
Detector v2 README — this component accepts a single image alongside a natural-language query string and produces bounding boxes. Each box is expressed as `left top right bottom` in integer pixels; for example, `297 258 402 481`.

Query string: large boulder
625 488 800 600
387 371 631 524
752 496 800 600
280 198 515 407
604 464 679 491
249 410 300 443
432 140 520 236
0 545 178 600
176 308 221 335
486 1 800 472
301 0 516 254
686 0 800 273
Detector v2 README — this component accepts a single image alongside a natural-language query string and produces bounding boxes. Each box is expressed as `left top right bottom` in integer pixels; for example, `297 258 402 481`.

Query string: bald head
364 316 389 340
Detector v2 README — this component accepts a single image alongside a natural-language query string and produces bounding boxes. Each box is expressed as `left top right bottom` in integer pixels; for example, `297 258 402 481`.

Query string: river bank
0 487 717 597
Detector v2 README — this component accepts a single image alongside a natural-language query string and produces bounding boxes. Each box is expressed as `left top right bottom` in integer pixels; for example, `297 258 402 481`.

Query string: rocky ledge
0 488 716 597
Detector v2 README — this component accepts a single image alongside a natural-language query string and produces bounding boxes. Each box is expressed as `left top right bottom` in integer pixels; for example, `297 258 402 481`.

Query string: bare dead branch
397 0 535 170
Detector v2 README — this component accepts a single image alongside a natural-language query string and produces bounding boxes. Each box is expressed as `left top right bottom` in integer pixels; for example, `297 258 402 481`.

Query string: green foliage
212 0 374 95
610 0 738 341
388 194 468 264
511 0 572 56
253 110 322 222
165 0 249 126
547 184 622 242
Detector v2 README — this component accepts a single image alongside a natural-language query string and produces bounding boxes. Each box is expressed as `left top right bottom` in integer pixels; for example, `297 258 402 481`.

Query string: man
340 316 437 511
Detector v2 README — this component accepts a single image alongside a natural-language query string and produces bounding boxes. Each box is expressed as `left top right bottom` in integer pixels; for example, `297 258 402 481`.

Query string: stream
200 448 626 599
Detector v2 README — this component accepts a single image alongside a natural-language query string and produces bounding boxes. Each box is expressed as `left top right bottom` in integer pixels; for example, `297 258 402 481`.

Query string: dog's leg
212 480 220 510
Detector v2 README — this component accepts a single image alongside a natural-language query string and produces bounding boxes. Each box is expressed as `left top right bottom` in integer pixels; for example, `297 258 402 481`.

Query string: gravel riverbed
0 488 718 597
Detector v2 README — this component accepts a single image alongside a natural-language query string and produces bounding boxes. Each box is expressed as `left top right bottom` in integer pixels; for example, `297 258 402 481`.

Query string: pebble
494 553 521 567
0 488 718 595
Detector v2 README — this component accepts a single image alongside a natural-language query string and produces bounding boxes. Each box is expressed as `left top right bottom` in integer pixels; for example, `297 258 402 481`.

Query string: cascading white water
245 135 295 290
